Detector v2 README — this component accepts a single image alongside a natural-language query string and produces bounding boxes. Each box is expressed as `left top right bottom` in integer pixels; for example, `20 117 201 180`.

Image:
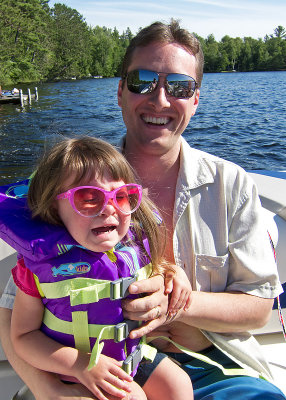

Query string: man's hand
122 275 168 339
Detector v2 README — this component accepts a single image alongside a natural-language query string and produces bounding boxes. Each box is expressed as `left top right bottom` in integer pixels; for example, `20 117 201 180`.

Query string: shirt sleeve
0 275 17 309
12 258 41 298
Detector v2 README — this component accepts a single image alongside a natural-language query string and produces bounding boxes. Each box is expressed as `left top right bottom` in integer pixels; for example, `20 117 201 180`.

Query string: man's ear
117 80 123 108
192 89 200 116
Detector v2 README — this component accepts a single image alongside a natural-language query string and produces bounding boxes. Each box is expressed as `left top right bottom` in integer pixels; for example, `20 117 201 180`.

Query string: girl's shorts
134 345 286 399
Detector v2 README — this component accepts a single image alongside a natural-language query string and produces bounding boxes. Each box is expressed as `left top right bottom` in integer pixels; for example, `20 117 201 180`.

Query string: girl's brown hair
28 136 166 272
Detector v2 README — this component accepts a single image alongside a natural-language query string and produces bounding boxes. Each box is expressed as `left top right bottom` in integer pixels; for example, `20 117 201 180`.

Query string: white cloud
48 0 285 40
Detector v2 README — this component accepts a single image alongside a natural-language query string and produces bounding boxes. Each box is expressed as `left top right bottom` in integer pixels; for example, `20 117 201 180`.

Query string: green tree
273 25 286 39
265 26 286 70
1 3 285 84
203 35 221 72
240 37 256 71
91 26 115 76
48 3 92 79
220 36 243 71
0 0 50 84
254 39 271 71
89 25 133 77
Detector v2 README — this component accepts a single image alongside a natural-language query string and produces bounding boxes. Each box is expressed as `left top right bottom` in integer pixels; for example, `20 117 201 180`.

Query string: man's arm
122 275 273 339
176 290 273 332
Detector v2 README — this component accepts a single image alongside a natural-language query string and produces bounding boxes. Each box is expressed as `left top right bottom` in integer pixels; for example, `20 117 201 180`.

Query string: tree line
0 0 285 85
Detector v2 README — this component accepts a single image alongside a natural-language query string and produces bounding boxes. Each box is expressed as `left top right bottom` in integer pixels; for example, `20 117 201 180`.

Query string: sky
48 0 285 41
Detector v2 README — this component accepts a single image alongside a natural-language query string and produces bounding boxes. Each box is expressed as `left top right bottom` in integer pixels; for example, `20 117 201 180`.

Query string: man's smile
142 115 170 125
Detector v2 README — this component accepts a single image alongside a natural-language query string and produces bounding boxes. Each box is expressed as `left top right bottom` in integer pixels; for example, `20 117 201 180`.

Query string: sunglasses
125 69 197 99
56 184 142 217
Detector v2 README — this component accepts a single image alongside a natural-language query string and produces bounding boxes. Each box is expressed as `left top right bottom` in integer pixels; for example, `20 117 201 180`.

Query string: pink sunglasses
56 183 142 217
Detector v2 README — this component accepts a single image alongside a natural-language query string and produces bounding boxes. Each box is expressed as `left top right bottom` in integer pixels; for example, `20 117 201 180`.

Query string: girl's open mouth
92 226 116 235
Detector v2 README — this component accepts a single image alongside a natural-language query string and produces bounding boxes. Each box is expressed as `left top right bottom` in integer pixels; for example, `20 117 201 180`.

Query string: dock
0 87 38 106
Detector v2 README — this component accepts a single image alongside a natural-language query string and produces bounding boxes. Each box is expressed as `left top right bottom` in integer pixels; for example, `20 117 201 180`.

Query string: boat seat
248 171 286 221
248 171 286 336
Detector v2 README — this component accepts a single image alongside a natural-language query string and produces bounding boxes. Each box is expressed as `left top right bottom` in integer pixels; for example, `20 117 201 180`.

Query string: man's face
118 42 200 156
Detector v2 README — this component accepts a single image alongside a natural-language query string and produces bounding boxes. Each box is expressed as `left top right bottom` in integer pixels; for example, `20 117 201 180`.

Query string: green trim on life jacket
36 263 152 305
43 308 156 371
72 311 90 353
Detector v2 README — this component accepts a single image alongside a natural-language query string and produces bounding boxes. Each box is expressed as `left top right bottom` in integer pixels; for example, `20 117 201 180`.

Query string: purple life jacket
0 180 155 374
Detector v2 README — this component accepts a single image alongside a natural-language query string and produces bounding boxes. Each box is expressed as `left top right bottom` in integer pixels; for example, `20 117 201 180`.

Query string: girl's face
56 170 131 252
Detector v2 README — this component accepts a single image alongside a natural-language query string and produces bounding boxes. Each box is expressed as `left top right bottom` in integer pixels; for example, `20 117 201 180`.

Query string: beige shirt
172 137 283 380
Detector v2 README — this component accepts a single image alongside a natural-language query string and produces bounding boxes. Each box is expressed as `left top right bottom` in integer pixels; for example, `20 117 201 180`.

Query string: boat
0 170 285 398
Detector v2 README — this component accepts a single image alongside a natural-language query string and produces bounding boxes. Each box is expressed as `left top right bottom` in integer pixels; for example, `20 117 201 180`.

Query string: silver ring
155 306 160 318
166 311 178 322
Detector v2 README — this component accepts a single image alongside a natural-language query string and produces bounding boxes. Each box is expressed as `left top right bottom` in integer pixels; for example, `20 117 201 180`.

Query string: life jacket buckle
122 344 143 374
114 319 139 343
110 276 137 300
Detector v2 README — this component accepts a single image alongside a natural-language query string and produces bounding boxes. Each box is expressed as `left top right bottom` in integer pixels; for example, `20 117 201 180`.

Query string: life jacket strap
38 263 152 305
110 276 137 300
43 308 139 342
72 311 90 353
122 343 157 375
88 319 143 371
43 308 152 373
148 335 269 381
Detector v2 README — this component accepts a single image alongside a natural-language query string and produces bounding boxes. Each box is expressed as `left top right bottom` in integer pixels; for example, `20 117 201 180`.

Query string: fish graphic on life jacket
52 262 91 277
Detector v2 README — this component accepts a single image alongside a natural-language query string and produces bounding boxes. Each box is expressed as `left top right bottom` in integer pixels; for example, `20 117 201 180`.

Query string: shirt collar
179 137 216 190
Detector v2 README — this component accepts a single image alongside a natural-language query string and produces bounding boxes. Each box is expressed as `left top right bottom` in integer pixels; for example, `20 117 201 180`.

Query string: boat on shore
0 170 285 398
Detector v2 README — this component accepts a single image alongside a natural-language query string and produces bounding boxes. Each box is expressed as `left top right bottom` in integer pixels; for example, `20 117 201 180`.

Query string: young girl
2 137 193 400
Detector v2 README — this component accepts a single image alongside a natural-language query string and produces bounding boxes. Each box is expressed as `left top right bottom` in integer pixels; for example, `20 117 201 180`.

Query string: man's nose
148 79 170 109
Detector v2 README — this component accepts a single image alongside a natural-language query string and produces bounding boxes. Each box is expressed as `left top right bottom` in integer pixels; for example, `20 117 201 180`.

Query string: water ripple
0 72 286 184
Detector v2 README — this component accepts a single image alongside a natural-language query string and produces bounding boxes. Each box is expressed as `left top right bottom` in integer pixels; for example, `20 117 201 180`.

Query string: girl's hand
165 266 192 318
78 354 133 400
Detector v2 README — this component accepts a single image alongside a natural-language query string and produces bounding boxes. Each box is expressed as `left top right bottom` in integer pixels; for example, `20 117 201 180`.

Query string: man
0 20 284 399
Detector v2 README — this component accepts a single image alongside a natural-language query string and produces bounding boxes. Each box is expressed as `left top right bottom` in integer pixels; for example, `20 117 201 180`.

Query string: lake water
0 71 285 185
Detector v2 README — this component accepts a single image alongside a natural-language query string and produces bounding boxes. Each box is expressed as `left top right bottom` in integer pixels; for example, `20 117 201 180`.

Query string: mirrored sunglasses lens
127 70 158 94
73 188 104 216
166 74 196 98
115 185 140 213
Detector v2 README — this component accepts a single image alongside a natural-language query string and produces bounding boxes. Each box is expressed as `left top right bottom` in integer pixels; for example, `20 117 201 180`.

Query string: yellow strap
88 325 111 370
148 336 268 381
39 277 110 300
70 282 109 306
141 343 157 362
105 249 117 262
72 311 90 353
38 263 152 304
43 308 116 339
137 263 152 280
122 342 157 375
140 335 157 363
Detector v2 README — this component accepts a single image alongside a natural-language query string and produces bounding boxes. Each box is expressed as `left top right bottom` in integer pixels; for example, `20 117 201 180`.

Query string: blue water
0 71 285 185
